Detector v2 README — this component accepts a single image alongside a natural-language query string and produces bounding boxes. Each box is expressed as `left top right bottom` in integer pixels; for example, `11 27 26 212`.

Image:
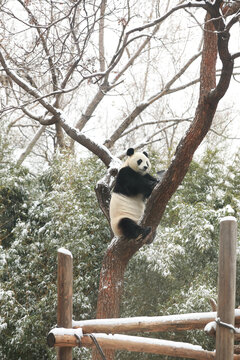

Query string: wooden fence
47 216 239 359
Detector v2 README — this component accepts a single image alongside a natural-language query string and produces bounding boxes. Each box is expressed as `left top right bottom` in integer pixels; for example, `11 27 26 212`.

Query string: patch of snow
50 327 82 336
72 309 240 329
58 248 73 258
92 333 204 351
220 215 236 223
0 322 7 331
204 321 216 333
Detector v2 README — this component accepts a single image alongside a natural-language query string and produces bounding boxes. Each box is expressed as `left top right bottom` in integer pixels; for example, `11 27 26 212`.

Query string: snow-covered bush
1 147 240 360
0 165 32 248
0 153 109 359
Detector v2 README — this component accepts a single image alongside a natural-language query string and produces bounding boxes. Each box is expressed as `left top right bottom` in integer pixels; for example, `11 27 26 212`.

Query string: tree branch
0 49 113 167
104 51 201 149
73 1 204 140
99 0 107 72
126 2 207 35
17 125 46 166
59 117 114 167
0 50 59 116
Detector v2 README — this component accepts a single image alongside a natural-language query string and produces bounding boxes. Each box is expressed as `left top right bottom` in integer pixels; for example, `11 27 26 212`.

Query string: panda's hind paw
135 226 151 242
142 226 151 238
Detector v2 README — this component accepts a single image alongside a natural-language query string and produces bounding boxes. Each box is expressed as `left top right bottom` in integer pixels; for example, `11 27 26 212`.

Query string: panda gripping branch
109 148 159 240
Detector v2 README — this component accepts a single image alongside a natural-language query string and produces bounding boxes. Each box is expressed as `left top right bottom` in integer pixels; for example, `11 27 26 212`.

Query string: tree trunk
93 5 235 360
55 123 66 149
93 248 127 360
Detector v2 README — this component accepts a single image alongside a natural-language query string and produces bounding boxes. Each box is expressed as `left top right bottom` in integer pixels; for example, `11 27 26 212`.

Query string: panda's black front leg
144 173 159 185
141 174 158 198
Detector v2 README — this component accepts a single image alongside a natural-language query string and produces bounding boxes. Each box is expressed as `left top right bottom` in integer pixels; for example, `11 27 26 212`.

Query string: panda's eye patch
137 159 142 165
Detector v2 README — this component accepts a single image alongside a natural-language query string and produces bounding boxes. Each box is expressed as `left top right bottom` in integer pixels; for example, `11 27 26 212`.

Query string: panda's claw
135 226 151 242
135 234 143 242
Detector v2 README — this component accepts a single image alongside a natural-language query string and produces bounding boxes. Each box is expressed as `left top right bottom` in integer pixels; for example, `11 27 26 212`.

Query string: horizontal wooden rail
72 309 240 334
47 330 215 360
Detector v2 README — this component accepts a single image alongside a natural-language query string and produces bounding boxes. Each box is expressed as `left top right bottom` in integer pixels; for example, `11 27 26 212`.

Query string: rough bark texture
93 249 126 360
93 3 236 359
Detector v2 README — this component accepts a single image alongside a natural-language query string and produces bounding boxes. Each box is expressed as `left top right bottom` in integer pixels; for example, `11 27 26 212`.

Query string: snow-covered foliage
1 146 240 360
0 152 109 359
0 164 32 248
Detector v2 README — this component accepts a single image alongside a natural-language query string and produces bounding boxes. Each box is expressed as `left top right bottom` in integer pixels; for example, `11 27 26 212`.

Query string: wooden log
235 331 240 341
205 318 240 340
47 330 215 360
216 217 237 360
72 309 240 334
57 248 73 360
205 323 240 340
204 321 217 337
235 344 240 354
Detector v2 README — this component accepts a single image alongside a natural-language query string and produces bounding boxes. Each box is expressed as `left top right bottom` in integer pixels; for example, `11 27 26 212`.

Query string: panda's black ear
127 148 134 156
143 151 149 158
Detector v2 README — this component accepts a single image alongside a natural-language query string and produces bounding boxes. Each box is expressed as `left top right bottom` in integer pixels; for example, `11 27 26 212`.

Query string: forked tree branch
103 2 236 263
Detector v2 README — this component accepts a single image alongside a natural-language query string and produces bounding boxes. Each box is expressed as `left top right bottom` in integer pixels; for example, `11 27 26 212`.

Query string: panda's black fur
109 148 158 240
113 166 156 198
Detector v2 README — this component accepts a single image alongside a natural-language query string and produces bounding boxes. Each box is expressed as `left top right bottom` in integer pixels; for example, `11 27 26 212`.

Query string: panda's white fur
109 150 154 238
110 193 145 236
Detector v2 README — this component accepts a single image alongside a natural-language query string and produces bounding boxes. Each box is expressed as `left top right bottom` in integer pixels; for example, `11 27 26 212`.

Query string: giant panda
109 148 158 240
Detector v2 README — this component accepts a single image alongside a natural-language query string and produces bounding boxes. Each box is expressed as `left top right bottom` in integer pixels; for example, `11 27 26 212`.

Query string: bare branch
148 51 202 104
74 24 161 134
0 49 114 166
69 2 205 139
17 0 58 91
126 2 208 35
120 118 193 138
7 0 82 30
104 51 201 149
58 117 114 167
99 0 107 72
0 50 59 116
17 125 46 166
232 52 240 60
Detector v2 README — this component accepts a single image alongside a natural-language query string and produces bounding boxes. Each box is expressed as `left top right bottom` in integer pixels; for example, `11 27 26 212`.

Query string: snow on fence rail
48 329 216 360
47 217 239 360
72 310 240 334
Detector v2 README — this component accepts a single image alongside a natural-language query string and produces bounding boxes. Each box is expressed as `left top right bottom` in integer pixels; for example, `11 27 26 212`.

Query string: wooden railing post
216 216 237 360
57 248 73 360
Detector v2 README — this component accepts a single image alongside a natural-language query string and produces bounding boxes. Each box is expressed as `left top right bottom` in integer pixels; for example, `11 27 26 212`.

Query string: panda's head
124 148 151 175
